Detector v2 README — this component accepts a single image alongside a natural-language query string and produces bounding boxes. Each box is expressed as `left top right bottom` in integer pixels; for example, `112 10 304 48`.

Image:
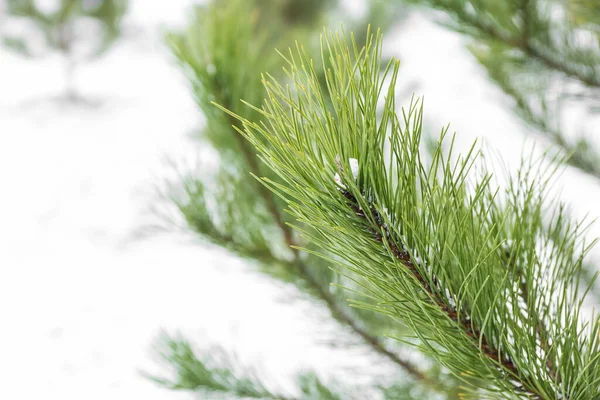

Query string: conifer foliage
151 0 600 398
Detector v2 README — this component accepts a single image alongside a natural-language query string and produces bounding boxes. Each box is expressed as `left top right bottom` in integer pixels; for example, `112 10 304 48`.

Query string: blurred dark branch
226 112 292 248
519 0 531 44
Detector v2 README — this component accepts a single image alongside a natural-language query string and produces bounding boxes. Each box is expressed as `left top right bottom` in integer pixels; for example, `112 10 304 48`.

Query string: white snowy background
0 1 599 399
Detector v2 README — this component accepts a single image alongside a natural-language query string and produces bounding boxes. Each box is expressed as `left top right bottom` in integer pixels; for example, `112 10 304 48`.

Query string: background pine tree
2 0 128 101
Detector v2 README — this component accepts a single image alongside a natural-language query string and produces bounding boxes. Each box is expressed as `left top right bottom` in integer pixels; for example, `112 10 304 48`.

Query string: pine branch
219 28 600 397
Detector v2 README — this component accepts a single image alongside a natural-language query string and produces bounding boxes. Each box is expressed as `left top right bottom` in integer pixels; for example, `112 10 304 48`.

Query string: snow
0 1 599 400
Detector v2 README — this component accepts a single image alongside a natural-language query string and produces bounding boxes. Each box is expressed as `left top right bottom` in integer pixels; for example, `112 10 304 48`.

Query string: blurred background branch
399 0 600 180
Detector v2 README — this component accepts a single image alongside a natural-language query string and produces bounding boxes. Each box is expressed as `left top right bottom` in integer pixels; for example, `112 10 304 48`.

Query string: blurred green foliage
147 333 445 399
400 0 600 180
3 0 127 57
